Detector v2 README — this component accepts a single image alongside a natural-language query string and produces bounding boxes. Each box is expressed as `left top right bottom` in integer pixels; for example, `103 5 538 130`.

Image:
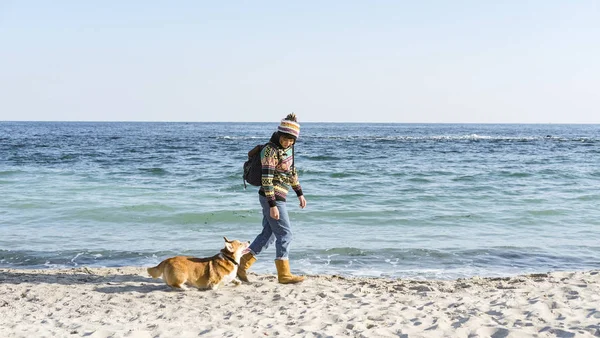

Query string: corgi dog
147 237 250 290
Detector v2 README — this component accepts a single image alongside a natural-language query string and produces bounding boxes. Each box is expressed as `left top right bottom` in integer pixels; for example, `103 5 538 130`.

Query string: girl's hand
270 206 280 220
298 195 307 209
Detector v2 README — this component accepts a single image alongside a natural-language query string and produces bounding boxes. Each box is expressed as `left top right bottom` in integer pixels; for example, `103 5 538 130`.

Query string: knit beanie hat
277 113 300 140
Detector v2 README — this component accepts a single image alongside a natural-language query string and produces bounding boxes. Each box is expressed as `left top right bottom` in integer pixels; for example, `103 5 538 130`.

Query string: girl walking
238 113 306 284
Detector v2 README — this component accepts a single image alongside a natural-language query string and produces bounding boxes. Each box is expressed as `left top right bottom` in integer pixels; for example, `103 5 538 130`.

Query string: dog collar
222 253 239 266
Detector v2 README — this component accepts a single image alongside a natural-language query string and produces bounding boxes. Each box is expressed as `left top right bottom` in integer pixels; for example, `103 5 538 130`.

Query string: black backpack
243 142 294 189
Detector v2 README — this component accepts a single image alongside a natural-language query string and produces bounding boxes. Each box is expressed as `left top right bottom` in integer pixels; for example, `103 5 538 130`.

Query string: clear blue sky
1 1 598 123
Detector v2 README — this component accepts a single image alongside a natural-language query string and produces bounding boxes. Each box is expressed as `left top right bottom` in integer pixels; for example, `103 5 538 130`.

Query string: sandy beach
1 267 599 338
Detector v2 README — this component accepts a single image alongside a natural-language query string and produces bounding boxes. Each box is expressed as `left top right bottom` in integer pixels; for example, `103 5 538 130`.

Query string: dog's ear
223 236 231 243
224 241 234 253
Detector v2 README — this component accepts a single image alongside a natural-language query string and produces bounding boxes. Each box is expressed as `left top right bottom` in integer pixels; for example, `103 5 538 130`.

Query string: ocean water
1 122 599 280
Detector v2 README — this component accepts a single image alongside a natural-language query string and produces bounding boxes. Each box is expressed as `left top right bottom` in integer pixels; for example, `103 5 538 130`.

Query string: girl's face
279 135 295 149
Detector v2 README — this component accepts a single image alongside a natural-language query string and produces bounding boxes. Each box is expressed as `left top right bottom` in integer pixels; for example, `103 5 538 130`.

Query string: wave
304 155 342 161
305 135 599 143
497 171 533 178
0 170 23 176
3 245 599 279
205 134 600 144
294 246 600 279
57 208 259 225
0 248 235 270
0 249 162 269
218 136 266 141
329 172 359 178
138 167 169 175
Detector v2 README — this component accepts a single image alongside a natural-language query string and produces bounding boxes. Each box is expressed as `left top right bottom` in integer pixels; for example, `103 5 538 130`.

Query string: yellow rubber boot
275 259 304 284
237 253 257 282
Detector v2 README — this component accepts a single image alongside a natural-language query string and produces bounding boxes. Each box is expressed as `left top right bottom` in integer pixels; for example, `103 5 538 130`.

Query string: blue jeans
249 195 293 260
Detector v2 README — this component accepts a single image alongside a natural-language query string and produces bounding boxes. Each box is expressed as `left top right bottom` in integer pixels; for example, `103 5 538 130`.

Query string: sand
1 267 599 337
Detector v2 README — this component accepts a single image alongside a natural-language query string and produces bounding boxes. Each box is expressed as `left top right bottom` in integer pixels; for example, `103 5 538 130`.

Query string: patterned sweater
258 137 303 207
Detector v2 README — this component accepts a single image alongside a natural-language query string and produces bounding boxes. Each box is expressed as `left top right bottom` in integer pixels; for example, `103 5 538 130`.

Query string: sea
1 122 599 280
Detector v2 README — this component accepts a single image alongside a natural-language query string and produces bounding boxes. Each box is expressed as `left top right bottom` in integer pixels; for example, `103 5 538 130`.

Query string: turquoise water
1 122 599 279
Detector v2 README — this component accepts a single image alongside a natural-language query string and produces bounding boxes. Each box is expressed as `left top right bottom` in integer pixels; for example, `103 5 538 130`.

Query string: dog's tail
147 260 166 279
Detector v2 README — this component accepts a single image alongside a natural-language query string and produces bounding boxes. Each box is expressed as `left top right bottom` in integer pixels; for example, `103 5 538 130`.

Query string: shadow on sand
0 267 174 294
0 267 258 294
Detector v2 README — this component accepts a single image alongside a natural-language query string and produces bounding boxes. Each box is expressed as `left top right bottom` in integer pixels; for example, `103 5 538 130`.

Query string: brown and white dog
147 237 250 290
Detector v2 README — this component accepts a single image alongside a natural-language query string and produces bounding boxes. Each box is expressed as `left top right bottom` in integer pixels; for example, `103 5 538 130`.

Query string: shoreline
1 267 599 337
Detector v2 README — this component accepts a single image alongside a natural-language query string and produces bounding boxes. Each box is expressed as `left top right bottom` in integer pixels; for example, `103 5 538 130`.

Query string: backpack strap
265 141 280 163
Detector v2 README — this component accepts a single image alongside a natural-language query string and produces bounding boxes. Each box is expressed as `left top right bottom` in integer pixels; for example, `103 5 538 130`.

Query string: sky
1 1 599 123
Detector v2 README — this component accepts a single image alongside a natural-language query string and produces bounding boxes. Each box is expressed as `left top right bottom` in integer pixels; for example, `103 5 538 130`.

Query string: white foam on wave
218 135 263 140
70 252 83 265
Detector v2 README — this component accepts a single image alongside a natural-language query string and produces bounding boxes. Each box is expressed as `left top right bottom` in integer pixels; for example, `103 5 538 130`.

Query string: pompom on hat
277 113 300 140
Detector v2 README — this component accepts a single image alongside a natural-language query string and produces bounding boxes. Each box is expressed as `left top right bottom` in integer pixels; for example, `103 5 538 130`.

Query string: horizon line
0 120 600 125
2 120 599 125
